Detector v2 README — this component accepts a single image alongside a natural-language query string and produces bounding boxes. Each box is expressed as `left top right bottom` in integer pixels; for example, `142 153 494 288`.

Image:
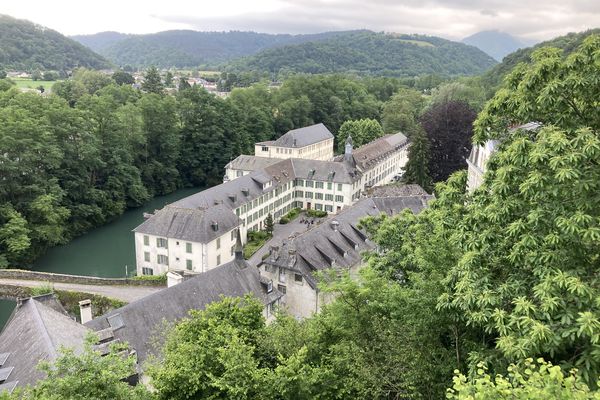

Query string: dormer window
267 281 273 293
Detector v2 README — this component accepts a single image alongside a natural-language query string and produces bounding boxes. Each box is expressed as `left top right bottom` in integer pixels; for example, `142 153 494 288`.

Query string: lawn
12 77 59 91
243 231 272 259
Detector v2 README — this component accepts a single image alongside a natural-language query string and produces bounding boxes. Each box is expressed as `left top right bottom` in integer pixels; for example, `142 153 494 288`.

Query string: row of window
294 191 343 202
295 179 343 191
143 236 193 254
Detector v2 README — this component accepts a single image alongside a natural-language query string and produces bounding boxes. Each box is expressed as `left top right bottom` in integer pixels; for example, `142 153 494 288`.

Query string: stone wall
0 269 165 287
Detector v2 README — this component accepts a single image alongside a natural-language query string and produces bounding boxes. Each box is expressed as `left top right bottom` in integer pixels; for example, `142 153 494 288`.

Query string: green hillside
74 30 352 68
0 14 111 71
482 28 600 89
227 31 497 77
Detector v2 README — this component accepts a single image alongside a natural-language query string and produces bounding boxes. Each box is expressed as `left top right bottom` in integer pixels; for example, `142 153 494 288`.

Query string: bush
283 208 302 221
279 217 290 224
30 281 54 296
131 273 167 285
306 209 327 218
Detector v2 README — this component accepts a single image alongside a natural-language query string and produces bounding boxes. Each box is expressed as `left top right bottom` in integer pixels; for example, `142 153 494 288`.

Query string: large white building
134 123 410 277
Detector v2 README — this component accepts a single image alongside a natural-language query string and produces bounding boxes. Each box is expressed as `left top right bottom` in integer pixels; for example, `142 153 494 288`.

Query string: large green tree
336 118 384 152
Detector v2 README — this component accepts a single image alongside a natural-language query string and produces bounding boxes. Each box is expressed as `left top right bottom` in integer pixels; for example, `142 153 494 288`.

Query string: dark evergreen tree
264 214 274 236
178 77 191 91
420 100 476 182
402 127 432 192
112 71 135 86
142 66 164 95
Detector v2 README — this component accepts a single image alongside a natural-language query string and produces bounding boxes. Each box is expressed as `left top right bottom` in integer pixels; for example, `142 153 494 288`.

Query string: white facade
254 138 334 161
466 140 499 193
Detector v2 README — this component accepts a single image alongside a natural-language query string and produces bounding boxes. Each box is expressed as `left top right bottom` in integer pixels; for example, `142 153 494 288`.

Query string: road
0 279 162 303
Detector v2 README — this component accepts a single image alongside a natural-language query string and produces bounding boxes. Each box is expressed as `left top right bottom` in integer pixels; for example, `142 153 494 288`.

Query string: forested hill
72 30 355 68
481 28 600 88
0 15 111 71
227 31 497 77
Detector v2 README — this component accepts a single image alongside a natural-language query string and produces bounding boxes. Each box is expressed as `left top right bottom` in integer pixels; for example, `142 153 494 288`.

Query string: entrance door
307 202 312 210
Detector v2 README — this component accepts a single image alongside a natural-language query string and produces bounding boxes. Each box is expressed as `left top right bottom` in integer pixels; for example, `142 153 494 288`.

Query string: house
0 294 90 393
259 187 432 318
134 124 410 277
466 122 541 192
85 241 282 367
254 123 335 161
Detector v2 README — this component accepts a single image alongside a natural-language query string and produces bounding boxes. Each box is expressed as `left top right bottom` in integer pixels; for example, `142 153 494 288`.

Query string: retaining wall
0 269 165 287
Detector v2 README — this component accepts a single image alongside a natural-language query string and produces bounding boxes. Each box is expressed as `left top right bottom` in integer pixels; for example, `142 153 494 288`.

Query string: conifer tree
264 214 274 236
142 66 164 95
402 126 433 192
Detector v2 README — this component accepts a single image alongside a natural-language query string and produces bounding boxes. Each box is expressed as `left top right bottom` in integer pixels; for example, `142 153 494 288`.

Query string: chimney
287 248 296 267
344 135 353 162
234 229 244 262
330 220 339 232
211 221 219 231
269 245 280 262
79 300 92 324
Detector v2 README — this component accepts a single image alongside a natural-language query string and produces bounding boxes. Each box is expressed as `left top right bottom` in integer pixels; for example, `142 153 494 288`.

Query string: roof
133 204 240 242
85 259 282 365
264 192 431 288
262 123 333 148
365 183 430 198
0 295 89 391
225 155 281 172
337 132 409 171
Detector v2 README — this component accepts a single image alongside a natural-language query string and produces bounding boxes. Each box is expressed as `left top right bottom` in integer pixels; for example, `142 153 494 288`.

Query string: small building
259 190 432 318
254 123 334 161
86 244 282 367
0 294 90 393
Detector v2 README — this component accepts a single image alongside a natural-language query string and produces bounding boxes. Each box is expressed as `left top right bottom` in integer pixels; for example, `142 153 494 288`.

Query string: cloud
154 0 599 40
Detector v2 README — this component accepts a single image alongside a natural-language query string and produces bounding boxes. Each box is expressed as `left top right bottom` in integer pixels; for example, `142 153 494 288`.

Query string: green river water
0 187 201 331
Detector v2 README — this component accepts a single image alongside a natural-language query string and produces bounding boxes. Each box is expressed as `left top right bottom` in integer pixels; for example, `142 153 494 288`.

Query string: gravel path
0 279 162 303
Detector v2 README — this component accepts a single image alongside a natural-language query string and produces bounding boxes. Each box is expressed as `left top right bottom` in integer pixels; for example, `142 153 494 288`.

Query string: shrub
306 209 327 218
279 217 290 224
131 274 167 285
30 281 54 296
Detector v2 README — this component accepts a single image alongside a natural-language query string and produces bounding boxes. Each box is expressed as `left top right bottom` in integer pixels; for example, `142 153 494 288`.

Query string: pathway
0 279 162 303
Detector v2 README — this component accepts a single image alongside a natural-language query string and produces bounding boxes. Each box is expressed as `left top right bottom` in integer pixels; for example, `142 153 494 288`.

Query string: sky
2 0 598 41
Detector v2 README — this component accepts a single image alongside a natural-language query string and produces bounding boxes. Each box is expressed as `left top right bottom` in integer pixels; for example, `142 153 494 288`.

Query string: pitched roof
85 259 282 364
337 132 409 171
0 295 89 391
133 204 240 242
264 191 431 288
268 123 333 148
225 155 281 172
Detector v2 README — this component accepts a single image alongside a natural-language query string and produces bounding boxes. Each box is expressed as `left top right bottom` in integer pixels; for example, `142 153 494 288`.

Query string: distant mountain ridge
72 30 359 68
0 14 111 71
462 30 533 61
227 31 497 77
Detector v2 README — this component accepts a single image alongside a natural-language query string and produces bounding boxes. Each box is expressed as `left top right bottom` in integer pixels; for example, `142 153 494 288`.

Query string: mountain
70 31 132 52
228 31 497 77
462 30 532 61
72 30 352 68
481 28 600 89
0 14 111 71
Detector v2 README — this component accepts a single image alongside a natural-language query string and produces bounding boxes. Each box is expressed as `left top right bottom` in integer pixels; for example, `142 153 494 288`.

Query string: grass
280 208 302 224
396 39 435 48
244 231 272 259
12 77 59 90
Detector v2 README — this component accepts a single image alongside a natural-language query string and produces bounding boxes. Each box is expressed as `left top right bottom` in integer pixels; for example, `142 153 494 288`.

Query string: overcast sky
2 0 598 40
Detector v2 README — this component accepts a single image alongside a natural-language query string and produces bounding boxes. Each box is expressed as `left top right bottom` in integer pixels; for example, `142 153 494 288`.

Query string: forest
0 31 598 400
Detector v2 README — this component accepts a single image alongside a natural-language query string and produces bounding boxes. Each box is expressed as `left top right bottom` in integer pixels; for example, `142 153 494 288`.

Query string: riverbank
31 187 202 278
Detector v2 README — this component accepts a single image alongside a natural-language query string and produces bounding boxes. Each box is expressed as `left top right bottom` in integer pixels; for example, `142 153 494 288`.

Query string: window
231 245 235 256
186 243 192 253
337 184 343 191
315 193 323 200
279 268 286 282
262 146 269 152
305 180 314 188
142 267 153 276
156 238 168 248
335 195 344 202
305 191 313 199
295 190 304 197
217 255 221 265
143 235 149 246
186 259 193 270
325 205 333 212
325 194 333 201
144 252 150 262
327 182 332 190
267 281 273 293
236 170 243 177
315 203 323 210
216 238 221 249
294 273 303 283
296 179 304 187
315 181 324 189
277 284 287 294
157 254 168 265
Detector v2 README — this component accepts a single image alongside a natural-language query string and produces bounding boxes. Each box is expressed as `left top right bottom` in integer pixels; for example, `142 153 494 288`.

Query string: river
0 299 15 332
32 187 202 278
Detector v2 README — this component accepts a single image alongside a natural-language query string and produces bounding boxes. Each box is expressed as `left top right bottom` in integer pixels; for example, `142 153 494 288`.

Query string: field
12 77 60 91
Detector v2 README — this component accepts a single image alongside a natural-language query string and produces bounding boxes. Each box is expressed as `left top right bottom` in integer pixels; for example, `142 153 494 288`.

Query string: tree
8 334 152 400
42 71 59 81
178 77 191 91
447 359 599 400
381 87 425 135
420 100 476 182
336 118 384 153
142 66 164 95
401 126 432 191
112 70 135 86
163 71 173 87
52 80 86 107
428 81 486 111
72 68 113 95
0 70 6 79
264 214 274 236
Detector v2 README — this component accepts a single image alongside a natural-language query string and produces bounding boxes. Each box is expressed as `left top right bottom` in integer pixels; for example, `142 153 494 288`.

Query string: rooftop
259 123 334 148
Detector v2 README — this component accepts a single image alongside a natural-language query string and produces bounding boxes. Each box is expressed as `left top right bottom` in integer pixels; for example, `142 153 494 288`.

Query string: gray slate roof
225 155 281 172
264 192 431 288
85 259 282 365
133 204 240 242
268 123 333 148
336 132 409 171
0 295 89 391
